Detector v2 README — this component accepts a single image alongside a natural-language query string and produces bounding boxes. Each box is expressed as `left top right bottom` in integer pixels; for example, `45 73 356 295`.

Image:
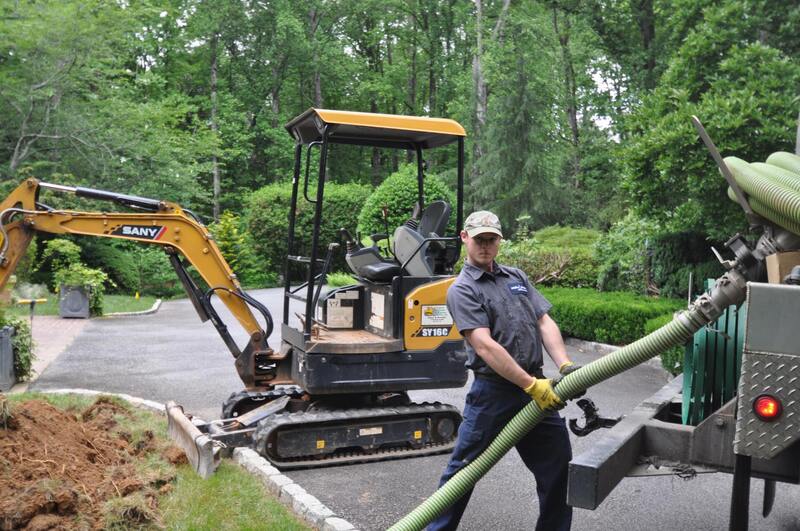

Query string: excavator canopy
285 108 466 149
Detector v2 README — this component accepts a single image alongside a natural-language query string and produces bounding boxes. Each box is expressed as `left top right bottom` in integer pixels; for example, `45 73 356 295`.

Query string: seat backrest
417 200 450 238
393 200 452 277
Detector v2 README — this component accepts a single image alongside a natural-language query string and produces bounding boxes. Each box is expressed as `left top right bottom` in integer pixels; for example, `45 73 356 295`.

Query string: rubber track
221 386 305 418
253 402 461 470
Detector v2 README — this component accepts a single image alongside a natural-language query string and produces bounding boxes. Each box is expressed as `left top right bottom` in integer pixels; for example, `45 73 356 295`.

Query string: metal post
284 143 303 325
729 453 751 531
304 127 330 338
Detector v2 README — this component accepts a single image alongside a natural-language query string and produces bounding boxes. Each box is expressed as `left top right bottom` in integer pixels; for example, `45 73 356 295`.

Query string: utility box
59 285 90 319
0 326 15 391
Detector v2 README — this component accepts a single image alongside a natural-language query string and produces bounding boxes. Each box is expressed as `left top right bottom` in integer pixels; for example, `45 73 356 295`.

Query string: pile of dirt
0 396 184 530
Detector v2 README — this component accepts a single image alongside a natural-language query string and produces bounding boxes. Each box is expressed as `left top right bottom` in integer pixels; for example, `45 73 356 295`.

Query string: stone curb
232 448 359 531
30 389 358 531
564 336 667 372
102 298 162 318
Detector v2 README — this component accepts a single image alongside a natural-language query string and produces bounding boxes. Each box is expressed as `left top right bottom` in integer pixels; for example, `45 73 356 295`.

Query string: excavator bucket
166 401 221 478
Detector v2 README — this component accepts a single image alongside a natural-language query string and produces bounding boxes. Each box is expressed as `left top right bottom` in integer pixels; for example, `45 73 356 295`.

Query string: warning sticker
421 305 453 326
370 292 385 329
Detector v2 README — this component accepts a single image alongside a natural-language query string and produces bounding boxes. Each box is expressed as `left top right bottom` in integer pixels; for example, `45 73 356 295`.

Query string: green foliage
245 181 372 278
498 226 601 288
129 247 184 298
644 313 687 375
54 264 111 317
210 211 276 287
622 36 800 240
595 213 660 293
41 239 82 281
325 271 356 288
650 232 724 299
541 287 684 345
80 240 141 294
357 164 457 239
1 317 34 382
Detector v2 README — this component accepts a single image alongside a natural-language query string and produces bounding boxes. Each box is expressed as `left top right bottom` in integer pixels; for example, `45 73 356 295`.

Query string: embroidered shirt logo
508 282 528 295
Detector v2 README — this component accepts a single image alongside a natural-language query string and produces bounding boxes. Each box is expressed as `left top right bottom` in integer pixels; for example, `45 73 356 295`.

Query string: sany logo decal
111 225 167 240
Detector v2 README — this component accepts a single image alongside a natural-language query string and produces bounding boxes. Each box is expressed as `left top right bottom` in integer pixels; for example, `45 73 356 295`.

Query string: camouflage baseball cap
464 210 503 238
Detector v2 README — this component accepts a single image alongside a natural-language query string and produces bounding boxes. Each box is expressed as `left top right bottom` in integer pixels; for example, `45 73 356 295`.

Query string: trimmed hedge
497 226 601 288
245 181 372 278
540 287 684 345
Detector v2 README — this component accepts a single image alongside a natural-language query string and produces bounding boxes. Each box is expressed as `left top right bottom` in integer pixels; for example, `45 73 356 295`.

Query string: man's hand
523 378 564 411
554 360 585 398
559 360 581 376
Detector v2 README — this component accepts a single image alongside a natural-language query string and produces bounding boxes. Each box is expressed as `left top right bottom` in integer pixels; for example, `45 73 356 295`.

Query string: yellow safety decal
316 440 325 449
413 430 423 439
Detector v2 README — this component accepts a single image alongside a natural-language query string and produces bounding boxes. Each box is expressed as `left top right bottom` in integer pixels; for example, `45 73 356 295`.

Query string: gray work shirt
446 260 552 379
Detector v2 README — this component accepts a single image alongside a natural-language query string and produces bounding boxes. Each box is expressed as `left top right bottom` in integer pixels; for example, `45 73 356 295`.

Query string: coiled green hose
390 151 800 531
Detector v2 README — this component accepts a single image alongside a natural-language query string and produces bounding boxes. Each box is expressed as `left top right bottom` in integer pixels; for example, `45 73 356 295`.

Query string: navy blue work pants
427 376 573 531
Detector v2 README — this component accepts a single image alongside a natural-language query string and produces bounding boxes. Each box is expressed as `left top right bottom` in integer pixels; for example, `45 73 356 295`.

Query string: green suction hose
390 151 800 531
390 302 724 531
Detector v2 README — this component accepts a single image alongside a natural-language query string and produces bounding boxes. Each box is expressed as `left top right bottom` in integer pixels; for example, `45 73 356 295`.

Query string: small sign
421 305 453 326
359 426 383 436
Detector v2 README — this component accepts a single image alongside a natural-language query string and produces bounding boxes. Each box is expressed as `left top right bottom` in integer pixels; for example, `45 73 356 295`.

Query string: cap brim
466 227 503 238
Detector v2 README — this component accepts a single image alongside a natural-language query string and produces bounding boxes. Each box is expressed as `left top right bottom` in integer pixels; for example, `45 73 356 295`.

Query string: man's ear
460 230 469 242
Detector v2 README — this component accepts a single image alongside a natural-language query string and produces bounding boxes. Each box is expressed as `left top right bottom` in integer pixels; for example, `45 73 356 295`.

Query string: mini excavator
0 109 471 476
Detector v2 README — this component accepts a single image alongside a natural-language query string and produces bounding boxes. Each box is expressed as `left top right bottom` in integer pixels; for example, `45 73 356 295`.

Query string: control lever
568 398 621 437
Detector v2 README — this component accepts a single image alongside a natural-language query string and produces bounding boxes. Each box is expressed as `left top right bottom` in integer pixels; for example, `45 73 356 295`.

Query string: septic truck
567 119 800 531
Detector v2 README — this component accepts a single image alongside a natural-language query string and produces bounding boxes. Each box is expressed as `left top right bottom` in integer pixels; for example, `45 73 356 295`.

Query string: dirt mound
0 397 173 530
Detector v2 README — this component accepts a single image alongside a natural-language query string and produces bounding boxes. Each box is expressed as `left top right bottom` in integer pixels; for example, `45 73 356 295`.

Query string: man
428 210 577 531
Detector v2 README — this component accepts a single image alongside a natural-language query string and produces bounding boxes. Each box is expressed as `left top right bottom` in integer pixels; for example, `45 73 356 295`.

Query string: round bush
357 164 456 239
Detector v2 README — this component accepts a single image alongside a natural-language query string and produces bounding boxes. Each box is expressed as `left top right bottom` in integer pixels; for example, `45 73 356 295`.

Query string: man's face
461 230 501 269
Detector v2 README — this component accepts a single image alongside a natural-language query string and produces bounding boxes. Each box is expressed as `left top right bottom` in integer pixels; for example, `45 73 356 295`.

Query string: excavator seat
345 200 451 282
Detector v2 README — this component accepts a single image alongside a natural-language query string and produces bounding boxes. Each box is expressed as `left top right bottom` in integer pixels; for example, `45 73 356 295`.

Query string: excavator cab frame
282 108 466 341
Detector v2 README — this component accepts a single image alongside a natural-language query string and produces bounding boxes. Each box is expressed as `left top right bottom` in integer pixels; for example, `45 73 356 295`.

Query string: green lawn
4 293 158 317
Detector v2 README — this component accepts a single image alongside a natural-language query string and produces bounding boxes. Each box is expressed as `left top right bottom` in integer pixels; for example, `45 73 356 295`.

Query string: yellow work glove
523 377 564 411
559 360 581 376
555 360 585 398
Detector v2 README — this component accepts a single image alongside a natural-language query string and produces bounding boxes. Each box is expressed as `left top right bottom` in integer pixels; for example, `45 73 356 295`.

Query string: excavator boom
0 178 293 475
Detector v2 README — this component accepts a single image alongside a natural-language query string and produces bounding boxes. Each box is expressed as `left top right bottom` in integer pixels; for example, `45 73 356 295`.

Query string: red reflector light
753 395 782 421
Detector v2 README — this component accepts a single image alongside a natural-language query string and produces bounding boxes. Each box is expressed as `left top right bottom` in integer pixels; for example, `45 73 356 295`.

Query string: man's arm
463 327 535 388
539 313 571 369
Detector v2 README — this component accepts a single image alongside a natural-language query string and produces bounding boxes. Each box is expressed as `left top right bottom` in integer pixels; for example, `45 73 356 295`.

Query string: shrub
357 164 456 239
210 211 276 287
498 226 601 288
245 181 372 279
645 313 688 375
325 271 356 288
53 263 111 316
2 316 34 381
80 240 141 294
41 239 82 288
131 247 185 298
595 213 660 293
649 232 724 299
540 287 684 345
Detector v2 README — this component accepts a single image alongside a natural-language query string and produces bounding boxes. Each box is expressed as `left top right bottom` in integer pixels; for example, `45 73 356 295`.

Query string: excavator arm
0 178 285 388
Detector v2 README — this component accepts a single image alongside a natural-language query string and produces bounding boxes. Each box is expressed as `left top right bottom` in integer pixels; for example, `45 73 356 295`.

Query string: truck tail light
753 395 782 421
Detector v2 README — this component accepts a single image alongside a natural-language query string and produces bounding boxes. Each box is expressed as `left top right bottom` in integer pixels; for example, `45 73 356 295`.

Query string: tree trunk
796 110 800 156
309 6 323 107
210 32 221 222
632 0 656 89
552 5 580 185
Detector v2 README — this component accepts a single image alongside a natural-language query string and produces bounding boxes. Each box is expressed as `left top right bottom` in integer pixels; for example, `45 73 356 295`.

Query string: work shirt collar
462 260 510 280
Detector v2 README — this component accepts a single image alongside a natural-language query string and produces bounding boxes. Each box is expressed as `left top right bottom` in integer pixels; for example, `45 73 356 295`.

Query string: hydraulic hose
390 151 800 531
